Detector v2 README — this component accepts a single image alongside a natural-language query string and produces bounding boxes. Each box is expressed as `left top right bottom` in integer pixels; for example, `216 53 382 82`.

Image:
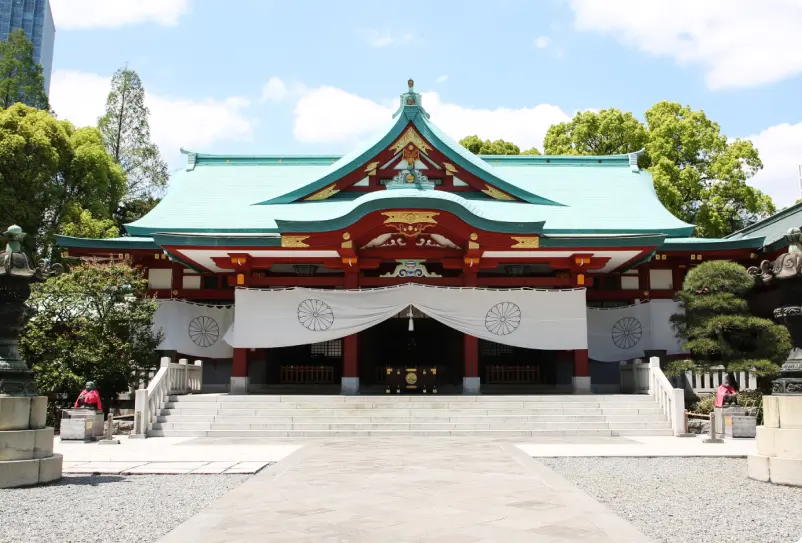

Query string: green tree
20 261 161 408
98 67 169 200
0 104 125 255
113 195 161 232
0 29 49 110
543 103 774 238
667 261 790 389
543 108 647 157
459 135 522 155
60 208 120 239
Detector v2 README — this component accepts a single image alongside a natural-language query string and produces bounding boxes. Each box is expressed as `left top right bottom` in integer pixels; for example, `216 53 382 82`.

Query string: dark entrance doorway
359 313 463 391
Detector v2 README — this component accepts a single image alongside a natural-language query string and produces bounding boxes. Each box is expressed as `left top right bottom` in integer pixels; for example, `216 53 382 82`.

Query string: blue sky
49 0 802 207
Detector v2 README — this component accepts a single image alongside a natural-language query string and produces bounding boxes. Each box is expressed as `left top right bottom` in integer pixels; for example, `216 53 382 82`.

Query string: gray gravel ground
0 474 250 543
540 457 802 543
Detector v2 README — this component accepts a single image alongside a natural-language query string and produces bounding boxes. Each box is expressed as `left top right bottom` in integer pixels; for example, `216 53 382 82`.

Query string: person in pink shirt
74 381 103 411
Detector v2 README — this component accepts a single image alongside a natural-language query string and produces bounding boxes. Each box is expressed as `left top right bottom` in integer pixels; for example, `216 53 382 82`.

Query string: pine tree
98 67 168 200
0 29 49 110
669 260 791 386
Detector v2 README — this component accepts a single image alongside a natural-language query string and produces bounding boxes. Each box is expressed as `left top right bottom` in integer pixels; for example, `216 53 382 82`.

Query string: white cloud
294 86 394 143
436 75 449 84
567 0 802 90
535 36 551 49
50 0 191 30
746 122 802 208
361 29 414 48
49 70 254 166
261 77 288 102
292 84 570 151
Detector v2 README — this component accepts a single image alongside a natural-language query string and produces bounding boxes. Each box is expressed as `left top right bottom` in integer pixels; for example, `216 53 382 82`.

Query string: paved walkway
56 435 300 474
518 434 756 457
158 438 653 543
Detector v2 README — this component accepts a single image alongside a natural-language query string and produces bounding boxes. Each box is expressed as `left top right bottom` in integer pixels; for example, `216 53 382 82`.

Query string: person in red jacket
74 381 103 411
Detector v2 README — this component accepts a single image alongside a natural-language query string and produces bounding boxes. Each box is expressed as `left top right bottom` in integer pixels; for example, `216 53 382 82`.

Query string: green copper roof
276 190 545 234
56 235 159 250
123 85 694 240
256 108 562 207
725 202 802 253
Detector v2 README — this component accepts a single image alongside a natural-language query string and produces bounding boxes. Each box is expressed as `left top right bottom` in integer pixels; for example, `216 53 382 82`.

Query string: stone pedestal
341 377 359 395
462 377 480 395
572 376 591 394
0 396 62 488
713 406 746 438
748 395 802 486
229 376 249 395
60 409 104 441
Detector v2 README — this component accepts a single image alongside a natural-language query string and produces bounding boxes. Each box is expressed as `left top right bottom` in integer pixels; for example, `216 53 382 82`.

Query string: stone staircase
150 394 673 437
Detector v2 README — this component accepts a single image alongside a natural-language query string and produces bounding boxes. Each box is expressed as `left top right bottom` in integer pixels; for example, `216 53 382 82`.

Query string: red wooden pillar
573 348 590 394
462 268 480 394
342 269 360 394
231 347 249 395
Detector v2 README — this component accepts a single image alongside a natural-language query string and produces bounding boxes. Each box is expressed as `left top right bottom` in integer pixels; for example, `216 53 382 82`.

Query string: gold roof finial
408 78 414 89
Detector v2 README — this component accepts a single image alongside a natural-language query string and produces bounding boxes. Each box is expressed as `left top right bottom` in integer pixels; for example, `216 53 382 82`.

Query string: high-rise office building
0 0 55 95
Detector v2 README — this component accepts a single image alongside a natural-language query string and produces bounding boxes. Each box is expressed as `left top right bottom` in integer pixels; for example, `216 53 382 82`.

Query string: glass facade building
0 0 55 95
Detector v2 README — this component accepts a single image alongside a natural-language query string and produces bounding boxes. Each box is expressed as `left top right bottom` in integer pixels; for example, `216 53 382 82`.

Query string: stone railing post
179 358 188 394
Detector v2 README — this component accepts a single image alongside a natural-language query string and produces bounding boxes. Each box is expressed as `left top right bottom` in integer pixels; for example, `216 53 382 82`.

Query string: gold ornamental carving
281 235 310 248
382 211 439 225
482 184 515 201
390 127 432 154
364 161 379 175
511 236 541 249
444 162 458 175
305 184 340 201
342 232 351 240
469 232 478 241
468 241 480 249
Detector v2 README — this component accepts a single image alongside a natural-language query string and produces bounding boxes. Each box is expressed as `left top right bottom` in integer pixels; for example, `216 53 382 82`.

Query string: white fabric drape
153 300 234 358
587 300 685 362
224 284 587 350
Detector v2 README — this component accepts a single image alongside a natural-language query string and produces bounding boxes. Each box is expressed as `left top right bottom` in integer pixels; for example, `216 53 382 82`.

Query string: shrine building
57 80 796 396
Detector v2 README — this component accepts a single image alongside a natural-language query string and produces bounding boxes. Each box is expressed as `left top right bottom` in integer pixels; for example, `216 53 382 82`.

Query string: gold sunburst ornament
281 235 310 248
511 236 540 249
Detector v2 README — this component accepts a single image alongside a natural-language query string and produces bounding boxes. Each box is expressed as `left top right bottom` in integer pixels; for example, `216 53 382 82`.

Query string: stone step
161 401 657 410
148 428 673 438
153 421 671 431
159 407 665 417
167 394 656 403
155 414 669 424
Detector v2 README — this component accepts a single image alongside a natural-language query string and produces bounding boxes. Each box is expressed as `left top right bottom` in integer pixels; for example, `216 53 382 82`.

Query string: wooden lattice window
310 339 342 358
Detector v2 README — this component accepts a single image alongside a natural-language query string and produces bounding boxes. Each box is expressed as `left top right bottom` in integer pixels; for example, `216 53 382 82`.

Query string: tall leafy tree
543 108 647 157
20 261 161 408
459 135 541 156
0 104 125 255
0 29 49 110
668 260 790 390
98 67 169 200
60 208 120 239
113 195 161 232
542 102 774 237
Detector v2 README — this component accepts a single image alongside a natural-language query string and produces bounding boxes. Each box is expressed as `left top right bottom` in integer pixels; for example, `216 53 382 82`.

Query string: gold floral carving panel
510 236 540 249
305 184 340 201
482 184 515 201
281 235 311 248
382 211 439 224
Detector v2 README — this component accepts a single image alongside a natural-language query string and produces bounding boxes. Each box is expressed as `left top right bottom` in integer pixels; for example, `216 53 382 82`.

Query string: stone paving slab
62 460 270 475
157 438 654 543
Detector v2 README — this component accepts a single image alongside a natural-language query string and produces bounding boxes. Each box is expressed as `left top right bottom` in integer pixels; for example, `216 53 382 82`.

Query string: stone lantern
747 227 802 487
0 225 63 488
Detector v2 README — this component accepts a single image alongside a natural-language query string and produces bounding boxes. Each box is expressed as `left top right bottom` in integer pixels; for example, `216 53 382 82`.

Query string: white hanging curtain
224 284 587 350
153 300 235 359
586 299 685 362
